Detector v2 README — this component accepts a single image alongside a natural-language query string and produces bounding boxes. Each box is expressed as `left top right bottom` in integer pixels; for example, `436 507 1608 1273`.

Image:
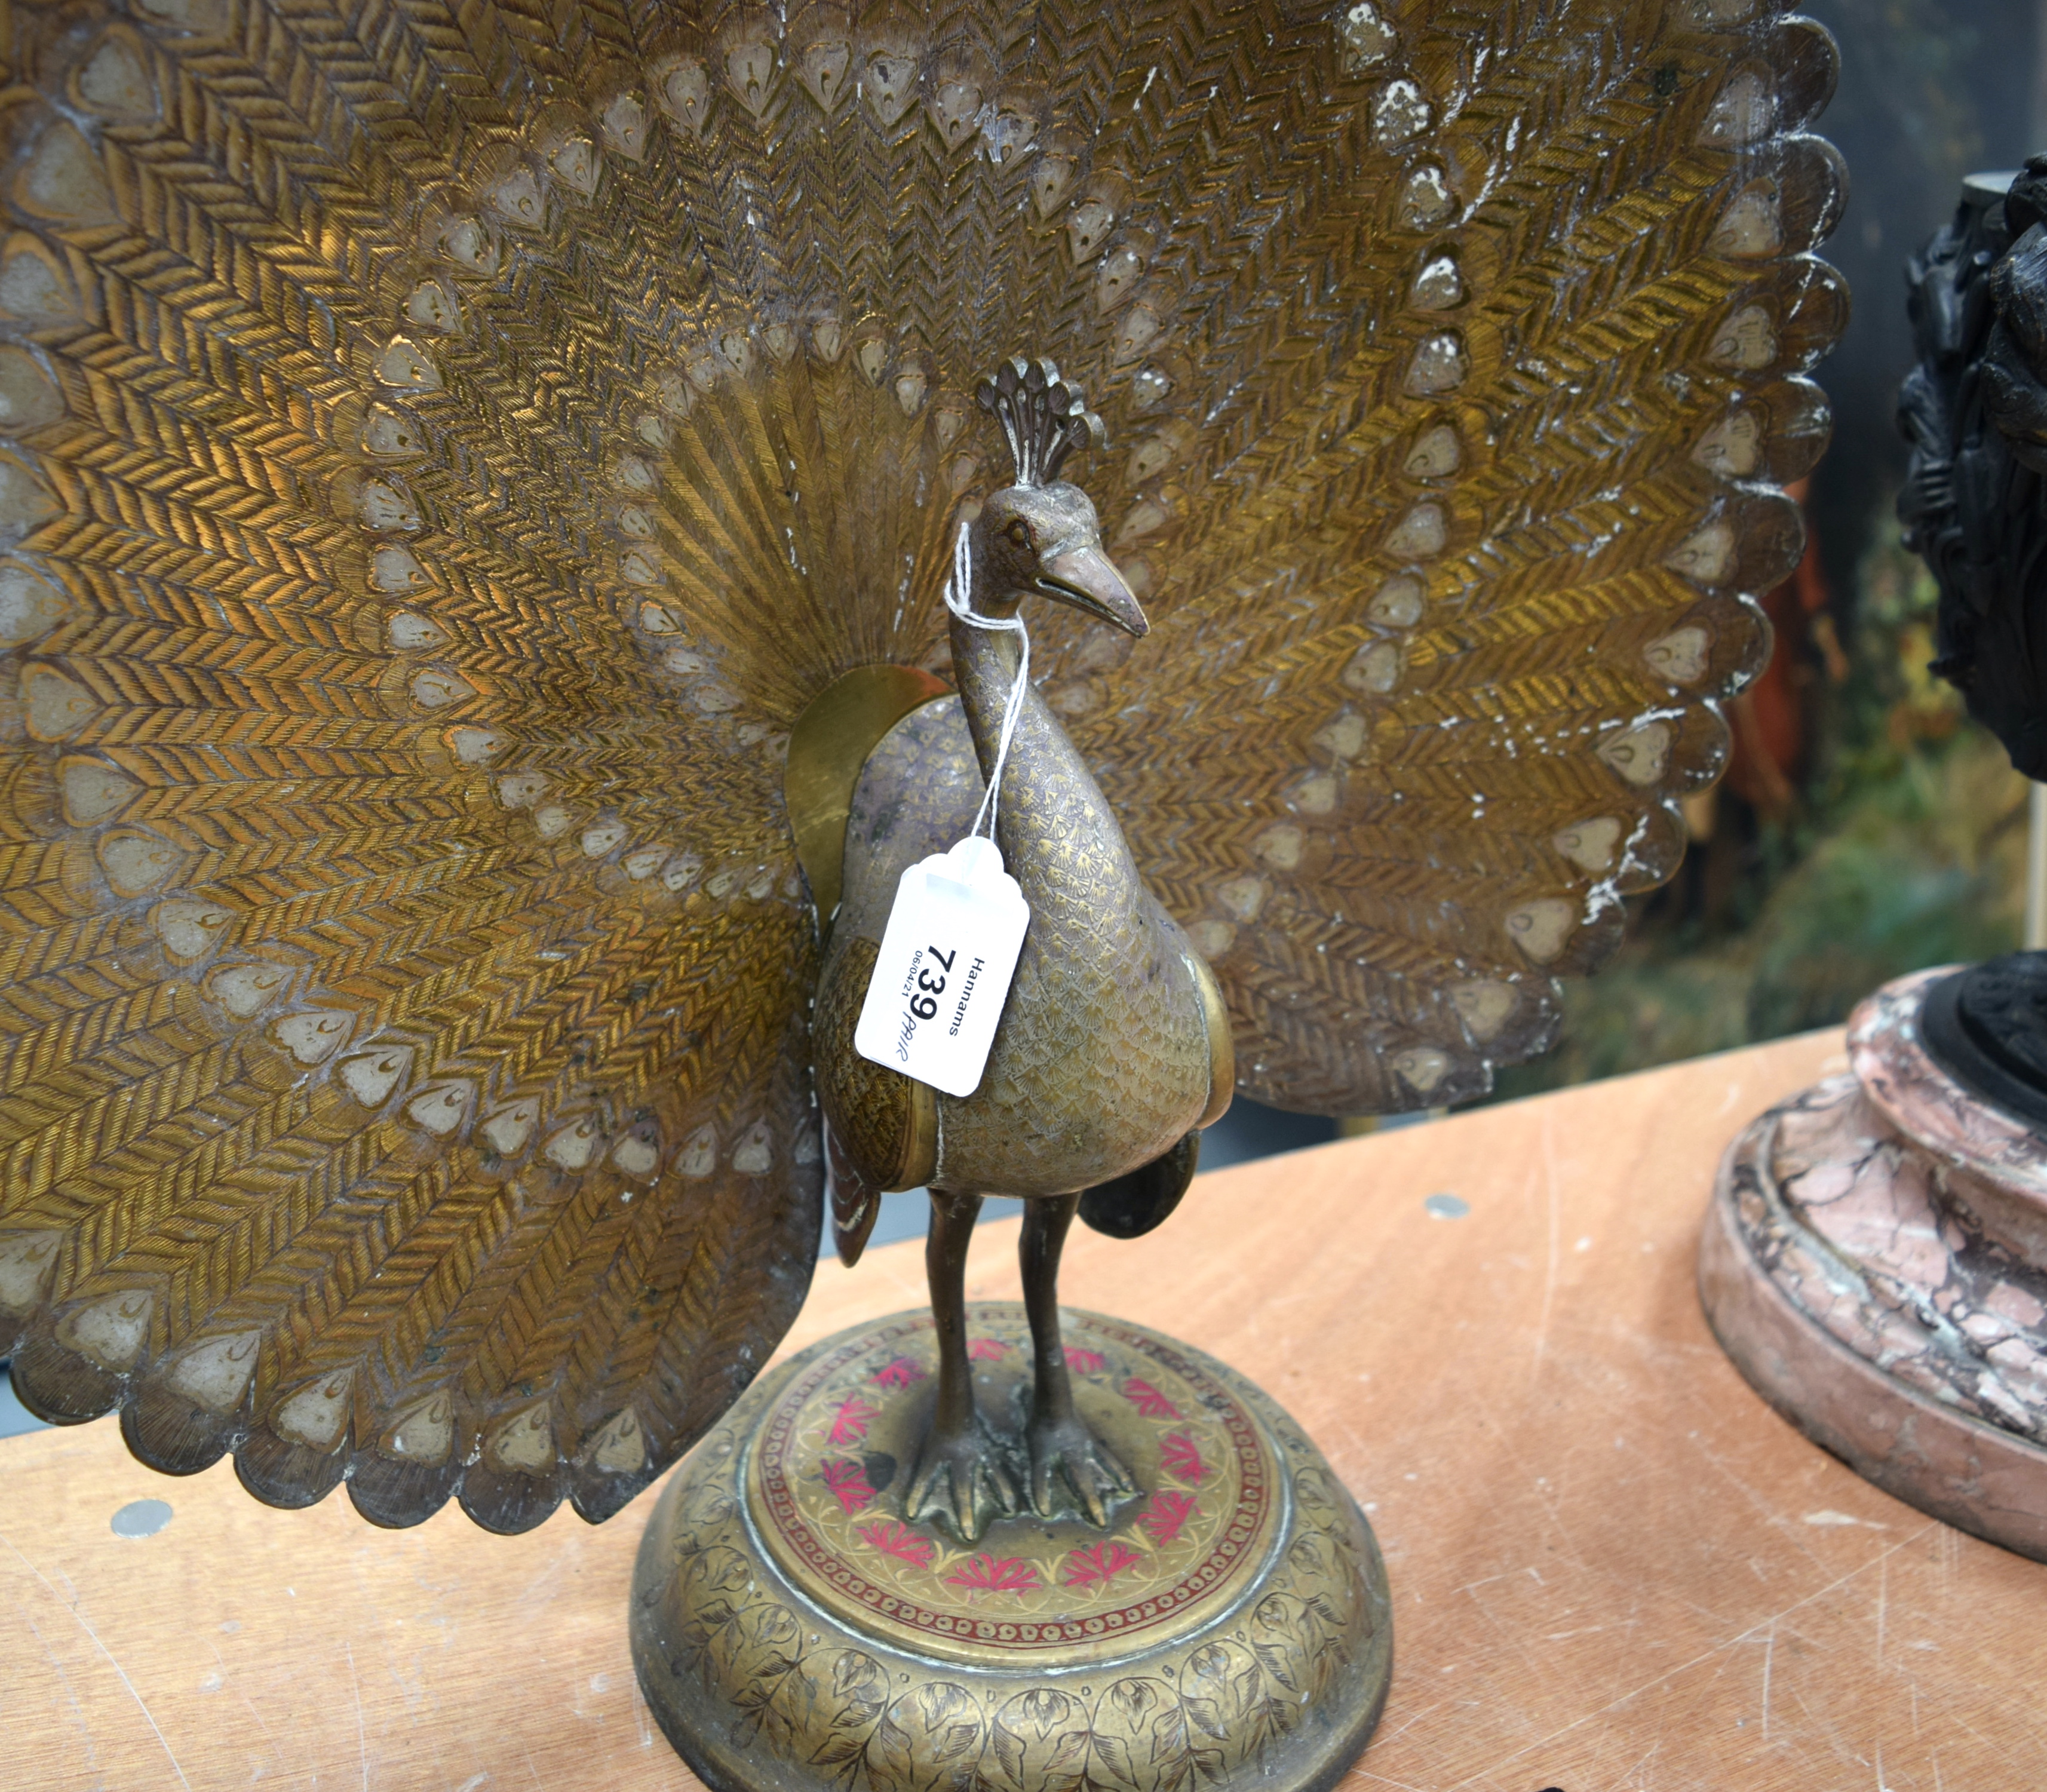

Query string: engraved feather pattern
0 0 1839 1527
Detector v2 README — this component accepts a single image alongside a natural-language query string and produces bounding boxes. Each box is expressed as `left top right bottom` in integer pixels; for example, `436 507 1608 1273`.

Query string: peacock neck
949 592 1036 818
947 588 1144 917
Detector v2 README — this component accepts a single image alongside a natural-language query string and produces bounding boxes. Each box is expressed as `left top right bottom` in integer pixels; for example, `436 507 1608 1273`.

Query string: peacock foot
904 1411 1020 1544
1026 1410 1138 1526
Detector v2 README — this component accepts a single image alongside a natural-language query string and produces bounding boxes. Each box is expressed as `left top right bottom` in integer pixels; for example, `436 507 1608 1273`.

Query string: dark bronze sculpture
1900 161 2047 777
0 0 1843 1784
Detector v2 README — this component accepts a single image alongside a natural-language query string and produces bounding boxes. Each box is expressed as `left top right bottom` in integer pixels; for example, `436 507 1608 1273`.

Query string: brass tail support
785 664 949 933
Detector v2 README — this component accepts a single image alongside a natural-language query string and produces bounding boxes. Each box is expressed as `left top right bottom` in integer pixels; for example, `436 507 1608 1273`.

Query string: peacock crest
977 358 1106 488
0 0 1842 1531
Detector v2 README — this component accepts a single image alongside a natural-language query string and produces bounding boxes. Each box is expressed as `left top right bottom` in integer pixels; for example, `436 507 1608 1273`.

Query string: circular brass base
630 1305 1392 1792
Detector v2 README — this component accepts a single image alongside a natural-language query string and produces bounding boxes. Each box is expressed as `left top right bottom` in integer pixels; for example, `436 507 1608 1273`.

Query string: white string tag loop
940 520 1029 844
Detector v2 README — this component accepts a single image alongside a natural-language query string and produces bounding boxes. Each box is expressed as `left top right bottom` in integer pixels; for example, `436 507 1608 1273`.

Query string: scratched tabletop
4 1027 2040 1792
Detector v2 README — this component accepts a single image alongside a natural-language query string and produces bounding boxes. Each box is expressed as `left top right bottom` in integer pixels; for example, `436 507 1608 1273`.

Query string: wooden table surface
4 1027 2041 1792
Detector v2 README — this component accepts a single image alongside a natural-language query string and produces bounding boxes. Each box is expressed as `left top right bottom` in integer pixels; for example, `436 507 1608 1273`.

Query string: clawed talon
905 1414 1020 1543
1027 1413 1137 1525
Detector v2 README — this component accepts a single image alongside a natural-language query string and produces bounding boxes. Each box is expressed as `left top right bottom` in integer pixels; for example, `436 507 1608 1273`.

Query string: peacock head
971 357 1148 637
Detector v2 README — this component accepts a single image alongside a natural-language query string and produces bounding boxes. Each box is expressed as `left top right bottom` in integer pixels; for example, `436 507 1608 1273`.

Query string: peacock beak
1036 546 1149 637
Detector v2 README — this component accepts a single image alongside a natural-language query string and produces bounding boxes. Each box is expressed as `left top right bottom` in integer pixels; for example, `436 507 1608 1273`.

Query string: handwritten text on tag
854 836 1030 1098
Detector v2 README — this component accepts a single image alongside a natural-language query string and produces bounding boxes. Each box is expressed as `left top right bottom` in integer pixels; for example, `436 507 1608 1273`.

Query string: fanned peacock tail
0 0 1840 1527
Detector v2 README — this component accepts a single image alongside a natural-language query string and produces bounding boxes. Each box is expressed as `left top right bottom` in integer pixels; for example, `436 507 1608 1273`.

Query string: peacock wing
1042 2 1848 1113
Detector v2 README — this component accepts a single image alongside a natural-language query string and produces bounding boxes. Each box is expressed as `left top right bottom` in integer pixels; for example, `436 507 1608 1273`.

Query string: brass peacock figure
814 358 1232 1539
0 0 1842 1541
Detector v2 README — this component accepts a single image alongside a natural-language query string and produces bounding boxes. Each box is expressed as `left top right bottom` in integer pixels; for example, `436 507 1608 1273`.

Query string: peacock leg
904 1188 1020 1542
1021 1193 1138 1524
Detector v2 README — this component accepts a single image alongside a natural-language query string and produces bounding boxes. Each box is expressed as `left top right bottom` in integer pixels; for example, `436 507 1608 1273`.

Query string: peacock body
813 398 1229 1238
0 0 1842 1532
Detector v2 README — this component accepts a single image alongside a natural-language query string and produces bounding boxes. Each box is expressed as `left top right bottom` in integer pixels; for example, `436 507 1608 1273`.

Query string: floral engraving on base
750 1310 1277 1655
1122 1377 1183 1419
1138 1490 1197 1545
858 1520 938 1566
641 1379 1380 1792
820 1457 877 1512
828 1395 884 1445
947 1553 1044 1593
1063 1541 1144 1588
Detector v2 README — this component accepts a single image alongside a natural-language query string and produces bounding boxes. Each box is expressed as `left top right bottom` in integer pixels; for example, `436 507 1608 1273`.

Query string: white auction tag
854 835 1031 1098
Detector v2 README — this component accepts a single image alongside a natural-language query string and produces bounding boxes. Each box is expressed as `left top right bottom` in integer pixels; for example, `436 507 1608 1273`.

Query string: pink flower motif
827 1395 883 1447
945 1553 1042 1594
857 1520 938 1566
968 1337 1009 1362
1063 1346 1106 1375
820 1457 876 1513
871 1357 928 1389
1159 1432 1208 1486
1063 1541 1144 1590
1138 1490 1197 1545
1122 1376 1183 1420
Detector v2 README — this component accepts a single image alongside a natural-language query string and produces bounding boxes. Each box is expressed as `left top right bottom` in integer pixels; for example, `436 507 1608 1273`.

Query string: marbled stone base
630 1304 1391 1792
1700 968 2047 1559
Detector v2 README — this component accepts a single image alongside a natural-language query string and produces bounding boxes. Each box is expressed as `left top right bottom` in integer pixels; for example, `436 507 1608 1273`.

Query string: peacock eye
1003 519 1032 551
